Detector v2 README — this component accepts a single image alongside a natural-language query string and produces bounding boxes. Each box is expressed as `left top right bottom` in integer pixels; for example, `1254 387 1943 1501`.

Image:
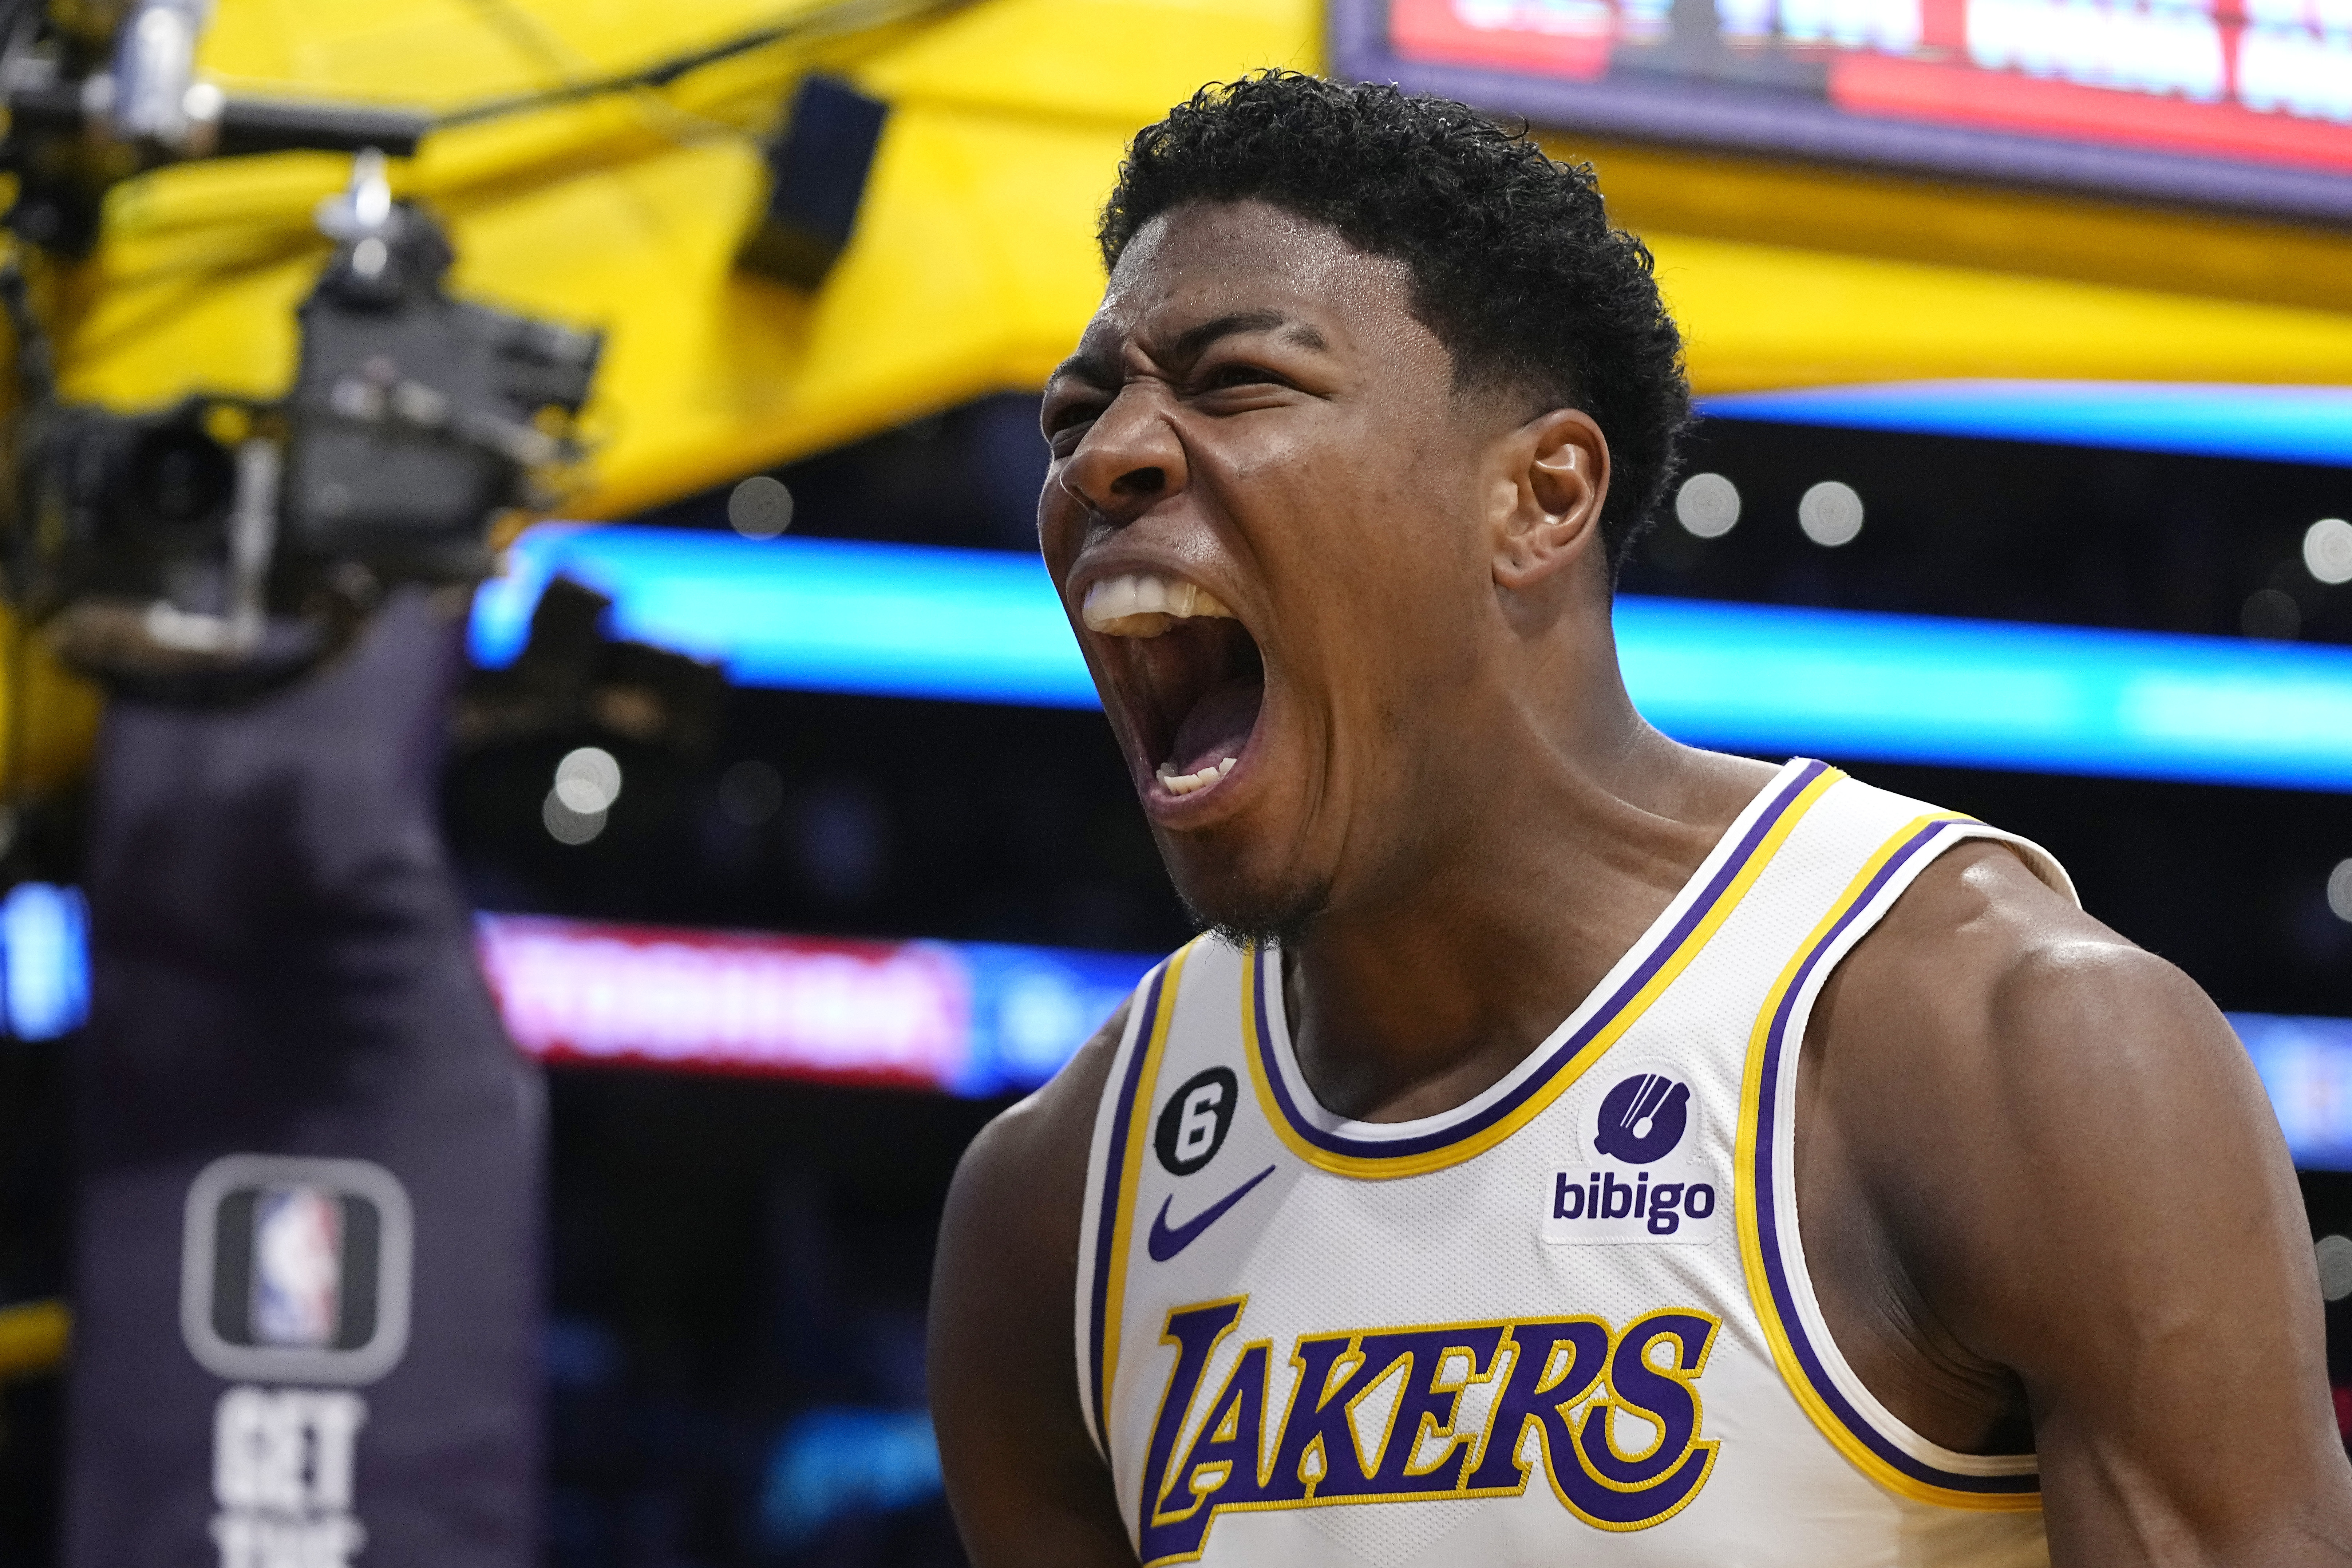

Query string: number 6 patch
1154 1067 1237 1176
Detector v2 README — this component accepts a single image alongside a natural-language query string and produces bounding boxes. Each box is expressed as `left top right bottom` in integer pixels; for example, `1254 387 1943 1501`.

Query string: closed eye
1198 361 1288 392
1043 398 1104 452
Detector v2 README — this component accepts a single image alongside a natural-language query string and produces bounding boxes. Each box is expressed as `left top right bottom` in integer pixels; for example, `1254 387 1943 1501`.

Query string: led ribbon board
7 893 2348 1163
1699 381 2352 466
473 913 1147 1099
474 525 2352 793
403 926 2352 1172
1331 0 2352 223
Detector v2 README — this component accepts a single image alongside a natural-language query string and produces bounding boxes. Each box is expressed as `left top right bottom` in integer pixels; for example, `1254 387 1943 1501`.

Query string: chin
1164 842 1331 950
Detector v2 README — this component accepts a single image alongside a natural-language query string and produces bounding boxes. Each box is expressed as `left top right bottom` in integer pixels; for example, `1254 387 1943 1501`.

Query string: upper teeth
1081 573 1236 637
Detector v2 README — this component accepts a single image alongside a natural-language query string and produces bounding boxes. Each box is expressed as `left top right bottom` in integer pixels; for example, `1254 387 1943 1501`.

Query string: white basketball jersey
1074 759 2078 1568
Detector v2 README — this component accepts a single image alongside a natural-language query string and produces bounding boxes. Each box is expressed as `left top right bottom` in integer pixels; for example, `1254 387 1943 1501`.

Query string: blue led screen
474 526 2352 794
1700 381 2352 467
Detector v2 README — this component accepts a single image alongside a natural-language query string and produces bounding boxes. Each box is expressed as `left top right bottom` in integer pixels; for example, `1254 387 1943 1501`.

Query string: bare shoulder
1817 840 2240 1111
950 993 1130 1238
1809 839 2352 1560
934 992 1129 1347
929 996 1139 1568
933 992 1129 1386
1810 837 2282 1245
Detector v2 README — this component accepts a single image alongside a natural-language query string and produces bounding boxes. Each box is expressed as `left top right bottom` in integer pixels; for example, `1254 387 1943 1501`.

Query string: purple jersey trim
1750 817 2041 1496
1250 758 1830 1165
1088 963 1171 1456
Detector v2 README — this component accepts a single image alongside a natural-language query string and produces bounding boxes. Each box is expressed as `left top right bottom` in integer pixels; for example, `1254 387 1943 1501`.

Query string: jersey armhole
1736 816 2049 1512
1073 953 1182 1463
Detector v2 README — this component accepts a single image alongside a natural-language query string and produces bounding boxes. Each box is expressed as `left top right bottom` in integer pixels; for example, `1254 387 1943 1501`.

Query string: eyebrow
1048 310 1331 390
1049 345 1119 391
1171 310 1327 360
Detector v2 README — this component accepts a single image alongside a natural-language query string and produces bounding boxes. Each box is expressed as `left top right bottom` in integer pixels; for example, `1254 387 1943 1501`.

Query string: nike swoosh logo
1147 1165 1277 1263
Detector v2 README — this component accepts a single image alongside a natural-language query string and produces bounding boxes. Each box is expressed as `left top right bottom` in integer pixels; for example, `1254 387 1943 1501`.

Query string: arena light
0 883 86 1041
1699 381 2352 467
474 525 2352 793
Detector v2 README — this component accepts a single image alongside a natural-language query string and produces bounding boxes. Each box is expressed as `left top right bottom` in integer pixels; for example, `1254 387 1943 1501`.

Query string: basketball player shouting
929 72 2352 1567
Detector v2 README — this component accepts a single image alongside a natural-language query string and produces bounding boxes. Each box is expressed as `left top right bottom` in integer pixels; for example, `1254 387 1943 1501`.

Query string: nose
1056 384 1188 528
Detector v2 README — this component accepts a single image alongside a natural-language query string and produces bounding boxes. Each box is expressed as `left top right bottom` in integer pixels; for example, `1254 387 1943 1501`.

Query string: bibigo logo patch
1543 1065 1726 1246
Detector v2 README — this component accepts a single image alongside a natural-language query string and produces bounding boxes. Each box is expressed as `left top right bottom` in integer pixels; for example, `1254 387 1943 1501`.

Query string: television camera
0 0 604 695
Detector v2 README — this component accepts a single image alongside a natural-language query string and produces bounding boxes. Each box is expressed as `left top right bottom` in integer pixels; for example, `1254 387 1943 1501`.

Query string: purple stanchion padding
64 591 542 1567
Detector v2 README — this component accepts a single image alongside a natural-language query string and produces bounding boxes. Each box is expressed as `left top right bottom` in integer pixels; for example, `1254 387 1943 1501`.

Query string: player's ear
1490 408 1609 592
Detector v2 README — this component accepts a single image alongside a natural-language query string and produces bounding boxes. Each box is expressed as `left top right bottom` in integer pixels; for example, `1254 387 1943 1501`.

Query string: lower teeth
1158 756 1237 795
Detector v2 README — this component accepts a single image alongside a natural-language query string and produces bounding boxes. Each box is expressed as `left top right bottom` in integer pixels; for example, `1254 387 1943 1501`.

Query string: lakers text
1137 1299 1720 1564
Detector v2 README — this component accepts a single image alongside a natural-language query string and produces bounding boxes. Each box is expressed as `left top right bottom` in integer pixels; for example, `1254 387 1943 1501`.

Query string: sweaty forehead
1079 201 1433 371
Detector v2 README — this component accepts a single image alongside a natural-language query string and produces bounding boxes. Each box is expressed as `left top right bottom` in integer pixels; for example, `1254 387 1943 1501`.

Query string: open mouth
1082 572 1266 802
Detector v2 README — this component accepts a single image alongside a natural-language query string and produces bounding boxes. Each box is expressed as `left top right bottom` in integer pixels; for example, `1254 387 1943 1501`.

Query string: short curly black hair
1099 72 1691 570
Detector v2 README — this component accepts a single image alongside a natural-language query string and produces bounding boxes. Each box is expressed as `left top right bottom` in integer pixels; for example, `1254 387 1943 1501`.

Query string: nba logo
251 1186 343 1348
181 1154 413 1385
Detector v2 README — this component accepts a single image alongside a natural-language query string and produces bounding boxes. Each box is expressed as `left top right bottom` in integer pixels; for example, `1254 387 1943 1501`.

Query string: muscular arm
930 1001 1140 1568
1811 845 2352 1566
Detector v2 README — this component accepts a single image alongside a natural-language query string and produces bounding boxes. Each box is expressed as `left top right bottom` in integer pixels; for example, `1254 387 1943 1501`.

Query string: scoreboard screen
1333 0 2352 221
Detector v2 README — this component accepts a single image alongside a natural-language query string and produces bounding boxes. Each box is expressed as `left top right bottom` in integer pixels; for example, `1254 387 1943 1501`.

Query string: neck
1280 660 1777 1124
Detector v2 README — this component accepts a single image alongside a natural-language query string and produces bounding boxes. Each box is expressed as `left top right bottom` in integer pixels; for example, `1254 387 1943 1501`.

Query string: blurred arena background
0 0 2345 1562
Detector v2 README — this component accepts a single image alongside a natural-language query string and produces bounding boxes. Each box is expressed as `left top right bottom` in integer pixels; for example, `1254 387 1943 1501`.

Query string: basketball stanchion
66 591 542 1567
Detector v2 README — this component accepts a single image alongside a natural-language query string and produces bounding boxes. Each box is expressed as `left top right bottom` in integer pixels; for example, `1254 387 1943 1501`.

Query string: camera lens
126 424 236 531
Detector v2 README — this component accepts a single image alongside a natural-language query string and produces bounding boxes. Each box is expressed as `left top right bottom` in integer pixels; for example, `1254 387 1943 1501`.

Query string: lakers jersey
1074 759 2078 1568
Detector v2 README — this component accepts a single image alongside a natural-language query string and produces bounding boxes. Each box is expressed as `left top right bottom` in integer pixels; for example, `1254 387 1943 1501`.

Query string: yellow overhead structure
9 0 2352 790
47 0 2352 517
66 0 1322 520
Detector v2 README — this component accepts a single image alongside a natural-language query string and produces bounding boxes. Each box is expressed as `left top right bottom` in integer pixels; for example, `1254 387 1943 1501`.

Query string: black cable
430 0 961 131
0 0 955 170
